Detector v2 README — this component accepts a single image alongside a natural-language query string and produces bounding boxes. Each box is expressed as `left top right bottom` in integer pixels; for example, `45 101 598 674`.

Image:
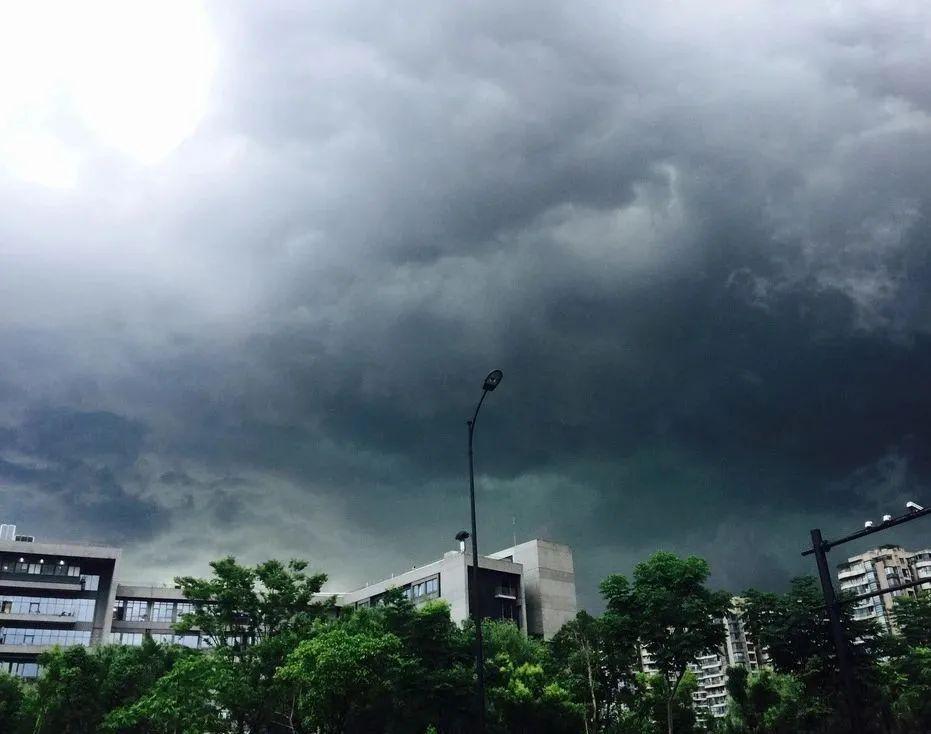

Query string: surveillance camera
864 521 874 528
907 501 924 512
882 514 893 523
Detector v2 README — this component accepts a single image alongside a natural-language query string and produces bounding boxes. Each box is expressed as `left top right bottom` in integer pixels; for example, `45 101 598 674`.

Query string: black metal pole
468 389 489 733
810 528 862 734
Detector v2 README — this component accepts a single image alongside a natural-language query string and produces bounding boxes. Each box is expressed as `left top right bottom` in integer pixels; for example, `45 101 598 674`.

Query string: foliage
892 591 931 648
549 609 640 733
277 624 404 733
0 672 26 734
602 551 730 734
8 554 931 734
721 666 831 734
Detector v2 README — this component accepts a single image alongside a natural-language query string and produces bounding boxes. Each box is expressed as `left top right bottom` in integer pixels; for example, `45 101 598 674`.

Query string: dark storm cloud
1 1 931 606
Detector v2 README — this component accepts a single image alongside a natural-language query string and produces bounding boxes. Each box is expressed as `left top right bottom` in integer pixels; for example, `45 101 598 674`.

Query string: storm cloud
2 0 931 609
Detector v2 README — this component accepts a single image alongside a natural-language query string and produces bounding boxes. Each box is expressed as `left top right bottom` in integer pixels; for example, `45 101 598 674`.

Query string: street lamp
467 368 503 732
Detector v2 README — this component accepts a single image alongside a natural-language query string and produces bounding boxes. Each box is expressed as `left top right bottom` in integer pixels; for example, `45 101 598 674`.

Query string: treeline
1 552 930 733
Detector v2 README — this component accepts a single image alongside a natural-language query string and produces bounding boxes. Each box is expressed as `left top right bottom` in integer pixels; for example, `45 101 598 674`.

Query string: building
640 597 769 721
836 545 920 633
0 523 576 678
339 538 577 640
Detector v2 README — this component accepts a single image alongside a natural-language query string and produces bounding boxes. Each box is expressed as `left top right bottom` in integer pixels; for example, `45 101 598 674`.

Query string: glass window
151 601 174 622
175 602 196 619
124 600 148 621
0 628 91 646
80 575 100 591
425 577 439 595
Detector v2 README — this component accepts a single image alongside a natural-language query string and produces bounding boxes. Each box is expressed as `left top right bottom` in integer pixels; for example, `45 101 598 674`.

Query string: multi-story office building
339 538 577 639
639 598 769 721
836 545 920 633
0 523 576 677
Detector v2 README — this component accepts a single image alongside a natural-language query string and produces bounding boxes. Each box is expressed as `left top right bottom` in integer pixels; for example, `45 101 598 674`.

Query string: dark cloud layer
1 1 931 608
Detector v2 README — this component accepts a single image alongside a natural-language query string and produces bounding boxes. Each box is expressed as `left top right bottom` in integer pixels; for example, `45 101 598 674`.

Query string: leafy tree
277 624 405 734
603 551 730 734
892 592 931 648
722 666 831 734
173 556 332 732
375 594 473 733
0 672 26 734
104 653 236 734
482 619 581 734
174 557 330 649
549 609 639 733
741 576 888 733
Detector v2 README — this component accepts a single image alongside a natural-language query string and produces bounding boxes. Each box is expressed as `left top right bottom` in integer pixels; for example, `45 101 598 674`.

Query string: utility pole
809 528 862 733
802 503 931 733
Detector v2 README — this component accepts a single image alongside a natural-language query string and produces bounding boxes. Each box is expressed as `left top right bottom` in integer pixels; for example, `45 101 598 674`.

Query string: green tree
549 609 640 733
603 552 730 734
24 641 193 734
104 653 236 734
741 576 888 732
0 672 27 734
892 592 931 648
482 619 581 734
173 556 332 732
376 594 473 733
722 666 830 734
277 624 405 734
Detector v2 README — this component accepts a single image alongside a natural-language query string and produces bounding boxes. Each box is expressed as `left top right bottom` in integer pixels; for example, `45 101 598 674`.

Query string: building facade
836 544 924 633
339 538 577 640
640 598 769 721
0 524 576 677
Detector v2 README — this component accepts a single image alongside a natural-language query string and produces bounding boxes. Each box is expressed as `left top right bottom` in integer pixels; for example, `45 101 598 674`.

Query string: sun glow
0 1 217 187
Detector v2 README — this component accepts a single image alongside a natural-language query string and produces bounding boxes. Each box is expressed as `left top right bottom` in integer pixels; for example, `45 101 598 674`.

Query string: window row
0 595 96 621
0 660 39 678
404 576 439 601
1 559 81 577
0 628 92 646
113 599 198 623
111 631 203 649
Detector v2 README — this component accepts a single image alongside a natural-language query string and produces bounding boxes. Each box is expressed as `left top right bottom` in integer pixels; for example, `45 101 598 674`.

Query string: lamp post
467 368 503 732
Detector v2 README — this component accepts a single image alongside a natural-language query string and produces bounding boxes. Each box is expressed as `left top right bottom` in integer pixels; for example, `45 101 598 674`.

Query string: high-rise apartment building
0 523 576 678
836 544 923 633
640 598 769 721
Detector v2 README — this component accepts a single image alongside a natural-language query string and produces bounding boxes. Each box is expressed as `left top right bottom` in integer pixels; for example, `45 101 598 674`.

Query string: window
0 628 91 646
151 601 174 622
111 632 143 646
425 577 439 595
80 575 100 591
124 600 148 621
175 602 196 618
0 595 95 621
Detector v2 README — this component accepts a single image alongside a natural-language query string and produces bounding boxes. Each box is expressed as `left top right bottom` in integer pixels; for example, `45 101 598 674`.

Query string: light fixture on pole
467 368 503 733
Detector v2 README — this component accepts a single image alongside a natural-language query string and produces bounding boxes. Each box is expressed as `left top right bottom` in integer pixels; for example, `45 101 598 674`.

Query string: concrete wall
490 539 577 639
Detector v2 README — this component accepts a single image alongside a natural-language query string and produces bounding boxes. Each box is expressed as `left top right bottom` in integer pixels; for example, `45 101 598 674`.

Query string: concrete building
0 523 576 677
836 545 919 633
640 598 769 721
342 538 577 640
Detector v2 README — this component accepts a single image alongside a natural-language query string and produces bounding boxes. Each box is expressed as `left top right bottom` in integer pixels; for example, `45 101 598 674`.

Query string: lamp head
482 369 503 392
455 530 471 542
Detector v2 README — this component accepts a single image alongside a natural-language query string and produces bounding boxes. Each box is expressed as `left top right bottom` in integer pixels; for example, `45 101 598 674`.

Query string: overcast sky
1 1 931 610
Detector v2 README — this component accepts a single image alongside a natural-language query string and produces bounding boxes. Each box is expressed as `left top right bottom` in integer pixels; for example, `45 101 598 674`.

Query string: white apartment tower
836 545 920 633
640 598 768 721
